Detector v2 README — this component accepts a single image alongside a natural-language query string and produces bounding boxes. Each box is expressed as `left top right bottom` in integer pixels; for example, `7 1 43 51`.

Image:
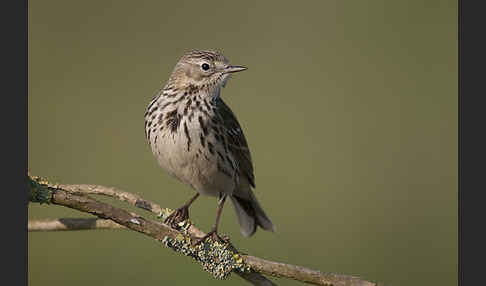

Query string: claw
164 206 189 227
194 229 229 246
163 193 200 227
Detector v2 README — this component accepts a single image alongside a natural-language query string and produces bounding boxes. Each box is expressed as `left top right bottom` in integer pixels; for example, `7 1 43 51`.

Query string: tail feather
230 191 276 237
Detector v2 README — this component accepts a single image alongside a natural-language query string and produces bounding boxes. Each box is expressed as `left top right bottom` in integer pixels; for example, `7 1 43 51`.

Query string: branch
28 174 383 286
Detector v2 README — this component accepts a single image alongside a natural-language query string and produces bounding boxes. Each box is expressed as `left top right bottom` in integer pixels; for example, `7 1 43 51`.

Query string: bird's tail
230 190 276 237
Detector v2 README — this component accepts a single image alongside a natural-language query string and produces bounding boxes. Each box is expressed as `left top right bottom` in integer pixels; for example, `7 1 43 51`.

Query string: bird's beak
224 65 247 73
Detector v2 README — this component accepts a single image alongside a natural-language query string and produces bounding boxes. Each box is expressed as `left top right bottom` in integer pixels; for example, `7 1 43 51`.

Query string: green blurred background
28 1 457 285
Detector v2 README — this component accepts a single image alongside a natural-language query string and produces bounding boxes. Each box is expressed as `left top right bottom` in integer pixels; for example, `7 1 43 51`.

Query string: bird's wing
216 98 256 188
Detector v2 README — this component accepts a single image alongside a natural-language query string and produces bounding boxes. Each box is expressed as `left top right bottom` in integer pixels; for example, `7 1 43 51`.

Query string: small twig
28 218 126 231
28 174 383 286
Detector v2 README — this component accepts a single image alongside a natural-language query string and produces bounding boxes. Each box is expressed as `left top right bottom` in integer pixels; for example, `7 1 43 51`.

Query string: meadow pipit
144 50 275 243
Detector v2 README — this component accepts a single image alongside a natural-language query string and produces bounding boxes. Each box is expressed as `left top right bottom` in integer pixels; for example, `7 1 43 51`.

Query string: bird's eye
201 63 210 71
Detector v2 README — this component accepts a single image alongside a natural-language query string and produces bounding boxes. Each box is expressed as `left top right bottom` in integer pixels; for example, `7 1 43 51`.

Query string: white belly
150 118 236 197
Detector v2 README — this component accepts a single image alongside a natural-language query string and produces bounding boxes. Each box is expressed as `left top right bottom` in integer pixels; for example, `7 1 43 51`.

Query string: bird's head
168 50 247 93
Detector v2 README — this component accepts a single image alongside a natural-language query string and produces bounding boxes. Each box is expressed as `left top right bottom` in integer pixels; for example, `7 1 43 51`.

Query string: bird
144 50 275 243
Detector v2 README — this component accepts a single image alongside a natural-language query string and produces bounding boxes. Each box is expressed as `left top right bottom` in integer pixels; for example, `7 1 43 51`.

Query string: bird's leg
164 193 200 226
195 193 228 245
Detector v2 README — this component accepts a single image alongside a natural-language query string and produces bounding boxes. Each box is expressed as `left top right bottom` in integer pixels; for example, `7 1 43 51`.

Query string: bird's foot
164 206 189 227
194 229 229 246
